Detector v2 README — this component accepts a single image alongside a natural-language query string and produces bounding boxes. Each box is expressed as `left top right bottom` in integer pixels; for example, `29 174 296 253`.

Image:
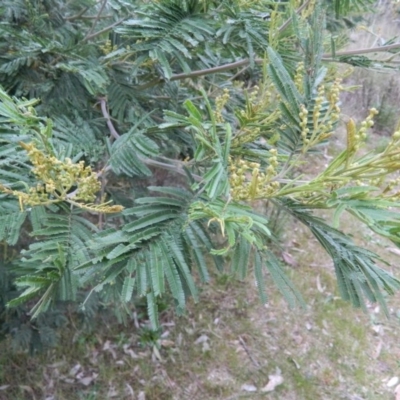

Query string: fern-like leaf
280 199 400 315
109 130 158 177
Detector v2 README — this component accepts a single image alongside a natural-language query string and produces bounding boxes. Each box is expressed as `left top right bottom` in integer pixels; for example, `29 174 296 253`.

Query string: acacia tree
1 0 400 348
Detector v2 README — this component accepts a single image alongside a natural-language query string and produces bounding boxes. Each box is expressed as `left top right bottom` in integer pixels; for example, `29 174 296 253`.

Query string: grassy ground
1 238 400 400
2 3 400 400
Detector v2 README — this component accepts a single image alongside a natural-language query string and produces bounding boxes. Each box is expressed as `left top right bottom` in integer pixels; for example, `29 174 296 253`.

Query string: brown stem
323 43 400 58
136 59 251 90
138 41 400 90
99 97 120 140
83 18 126 42
67 14 114 21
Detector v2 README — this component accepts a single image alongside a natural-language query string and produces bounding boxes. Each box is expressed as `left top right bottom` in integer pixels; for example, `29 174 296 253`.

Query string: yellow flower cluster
0 142 123 213
328 78 342 119
233 84 280 148
215 89 230 123
346 108 379 155
313 85 325 129
299 104 309 143
100 39 116 55
232 126 261 147
346 118 358 154
247 85 260 104
229 149 280 200
359 107 378 139
20 141 100 202
299 79 344 152
301 0 317 18
238 85 261 121
294 62 305 93
287 109 400 203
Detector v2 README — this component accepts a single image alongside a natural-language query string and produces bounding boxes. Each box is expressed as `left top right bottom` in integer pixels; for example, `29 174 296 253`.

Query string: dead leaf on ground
103 340 117 359
241 383 257 392
48 361 65 368
152 345 163 362
68 363 81 377
194 334 209 344
79 375 97 386
123 344 138 359
125 383 135 398
160 339 174 348
107 385 119 397
261 373 284 392
387 376 399 387
282 251 298 267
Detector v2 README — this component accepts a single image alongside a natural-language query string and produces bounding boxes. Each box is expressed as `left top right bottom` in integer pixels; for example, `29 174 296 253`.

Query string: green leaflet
121 276 135 302
124 210 179 233
159 239 185 308
146 291 160 330
281 198 400 316
150 49 173 80
166 232 198 301
148 244 165 296
183 226 210 283
265 250 305 308
267 47 302 116
231 236 251 280
136 262 148 297
254 250 267 304
109 131 158 177
0 209 27 245
117 0 213 81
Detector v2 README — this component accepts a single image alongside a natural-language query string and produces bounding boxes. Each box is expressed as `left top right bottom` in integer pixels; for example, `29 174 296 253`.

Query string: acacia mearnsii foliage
0 0 400 351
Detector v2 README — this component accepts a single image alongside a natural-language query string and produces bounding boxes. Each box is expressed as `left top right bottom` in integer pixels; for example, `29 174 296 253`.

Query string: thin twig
189 65 250 102
83 17 126 42
229 65 250 81
322 42 400 58
67 14 113 21
136 59 251 90
99 97 120 140
65 6 90 21
278 0 312 33
238 335 260 368
98 97 202 181
85 0 108 40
